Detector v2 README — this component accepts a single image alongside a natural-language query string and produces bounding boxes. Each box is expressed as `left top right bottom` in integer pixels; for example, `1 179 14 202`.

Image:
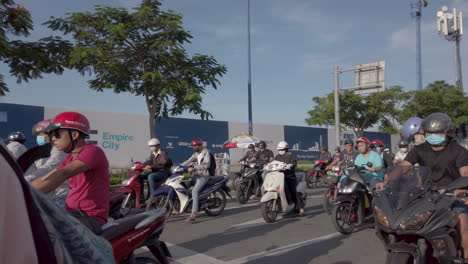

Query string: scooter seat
101 214 148 241
206 176 225 185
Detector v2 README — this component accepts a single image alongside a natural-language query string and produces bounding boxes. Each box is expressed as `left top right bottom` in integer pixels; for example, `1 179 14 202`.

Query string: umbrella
222 133 260 149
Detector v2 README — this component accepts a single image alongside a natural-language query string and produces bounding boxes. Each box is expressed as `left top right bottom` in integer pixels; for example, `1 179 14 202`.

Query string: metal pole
334 66 340 148
454 36 464 92
416 2 423 90
247 0 253 135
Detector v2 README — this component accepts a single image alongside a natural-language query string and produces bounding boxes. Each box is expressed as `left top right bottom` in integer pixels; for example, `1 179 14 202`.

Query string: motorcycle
110 162 153 219
331 165 374 234
236 161 262 204
146 165 232 218
260 161 307 223
101 208 172 264
306 159 329 188
322 165 345 215
374 165 468 264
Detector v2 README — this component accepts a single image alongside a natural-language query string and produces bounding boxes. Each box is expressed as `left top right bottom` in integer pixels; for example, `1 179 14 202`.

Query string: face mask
150 146 157 151
36 136 47 146
426 134 446 146
399 148 408 153
278 150 286 155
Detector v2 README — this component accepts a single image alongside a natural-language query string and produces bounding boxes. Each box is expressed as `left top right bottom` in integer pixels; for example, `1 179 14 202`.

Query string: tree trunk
148 111 156 138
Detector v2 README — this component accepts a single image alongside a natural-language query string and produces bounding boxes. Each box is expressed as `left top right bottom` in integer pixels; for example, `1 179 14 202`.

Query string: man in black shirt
239 144 257 175
327 147 344 170
256 141 274 179
377 113 468 260
342 139 359 168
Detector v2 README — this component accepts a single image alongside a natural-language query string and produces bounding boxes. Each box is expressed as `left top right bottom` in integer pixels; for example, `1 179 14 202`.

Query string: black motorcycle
374 165 468 264
332 165 374 234
236 161 262 204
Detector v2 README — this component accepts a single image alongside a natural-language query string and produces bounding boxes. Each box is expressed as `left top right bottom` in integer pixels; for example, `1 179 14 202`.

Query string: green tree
400 81 468 126
46 0 227 137
305 86 408 138
0 0 71 95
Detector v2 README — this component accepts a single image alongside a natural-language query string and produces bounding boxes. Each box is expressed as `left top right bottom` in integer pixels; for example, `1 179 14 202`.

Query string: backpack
208 152 217 176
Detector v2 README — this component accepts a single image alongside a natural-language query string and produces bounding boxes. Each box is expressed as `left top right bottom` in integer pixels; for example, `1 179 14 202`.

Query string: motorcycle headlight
122 178 132 185
249 164 255 168
374 206 390 229
399 211 434 230
339 181 357 193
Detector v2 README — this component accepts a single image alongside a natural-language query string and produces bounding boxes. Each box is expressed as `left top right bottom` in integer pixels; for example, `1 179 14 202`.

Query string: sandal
185 215 196 223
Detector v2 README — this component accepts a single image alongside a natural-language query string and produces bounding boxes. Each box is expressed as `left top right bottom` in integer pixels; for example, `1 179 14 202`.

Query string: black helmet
257 141 266 149
398 139 409 147
248 143 255 149
344 139 354 146
422 113 453 134
8 131 26 144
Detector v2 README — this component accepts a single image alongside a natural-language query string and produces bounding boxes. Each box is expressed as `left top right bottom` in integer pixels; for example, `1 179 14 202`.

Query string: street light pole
247 0 253 135
334 66 340 148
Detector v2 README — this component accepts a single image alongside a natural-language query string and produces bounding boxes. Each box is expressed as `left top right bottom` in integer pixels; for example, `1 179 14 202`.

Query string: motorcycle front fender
151 186 175 200
260 192 278 203
333 194 354 205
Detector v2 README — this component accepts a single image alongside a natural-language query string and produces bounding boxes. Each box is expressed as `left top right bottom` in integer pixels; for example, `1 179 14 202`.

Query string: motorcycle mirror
17 143 52 173
445 177 468 192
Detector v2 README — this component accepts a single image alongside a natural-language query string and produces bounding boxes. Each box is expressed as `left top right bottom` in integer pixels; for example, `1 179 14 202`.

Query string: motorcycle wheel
146 194 174 218
134 257 161 264
385 252 412 264
236 181 251 204
120 193 136 217
332 202 357 234
204 189 227 216
261 199 279 223
323 188 334 215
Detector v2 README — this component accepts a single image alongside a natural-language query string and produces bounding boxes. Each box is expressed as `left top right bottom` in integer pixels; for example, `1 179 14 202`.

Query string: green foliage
46 0 226 137
295 167 311 173
297 160 314 164
0 1 71 95
306 86 408 137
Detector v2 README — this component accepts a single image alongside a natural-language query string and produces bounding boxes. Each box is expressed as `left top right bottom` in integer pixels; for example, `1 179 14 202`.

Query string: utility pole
437 6 464 93
334 66 340 148
411 0 428 90
247 0 253 135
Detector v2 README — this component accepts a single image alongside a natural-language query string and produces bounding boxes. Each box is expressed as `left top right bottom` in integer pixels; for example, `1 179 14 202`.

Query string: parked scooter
260 161 307 223
331 165 373 234
110 162 161 219
236 161 262 204
101 208 172 264
374 165 468 264
146 165 231 218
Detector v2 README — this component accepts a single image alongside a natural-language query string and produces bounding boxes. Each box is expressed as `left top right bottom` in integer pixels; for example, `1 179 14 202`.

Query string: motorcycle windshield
384 165 432 210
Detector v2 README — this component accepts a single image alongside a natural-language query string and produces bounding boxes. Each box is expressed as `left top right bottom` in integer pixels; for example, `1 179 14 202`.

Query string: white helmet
277 141 288 150
147 138 160 146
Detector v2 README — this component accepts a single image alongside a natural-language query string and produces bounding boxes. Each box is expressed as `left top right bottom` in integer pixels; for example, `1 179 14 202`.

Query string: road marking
166 243 228 264
227 232 343 264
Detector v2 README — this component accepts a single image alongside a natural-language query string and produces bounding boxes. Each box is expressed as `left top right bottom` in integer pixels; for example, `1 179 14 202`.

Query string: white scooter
260 161 307 223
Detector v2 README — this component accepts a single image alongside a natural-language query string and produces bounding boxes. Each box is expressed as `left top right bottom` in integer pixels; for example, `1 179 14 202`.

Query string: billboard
284 125 328 160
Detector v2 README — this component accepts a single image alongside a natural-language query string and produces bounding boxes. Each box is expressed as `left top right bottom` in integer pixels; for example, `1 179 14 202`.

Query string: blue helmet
402 117 423 140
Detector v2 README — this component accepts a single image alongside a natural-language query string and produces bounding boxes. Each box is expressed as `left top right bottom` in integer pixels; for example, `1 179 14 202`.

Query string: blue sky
1 0 467 126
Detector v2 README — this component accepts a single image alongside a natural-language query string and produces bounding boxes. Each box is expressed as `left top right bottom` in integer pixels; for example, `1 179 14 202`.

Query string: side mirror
445 177 468 192
17 144 52 173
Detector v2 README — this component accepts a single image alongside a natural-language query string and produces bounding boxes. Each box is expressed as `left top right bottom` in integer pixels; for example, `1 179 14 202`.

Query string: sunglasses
48 129 67 139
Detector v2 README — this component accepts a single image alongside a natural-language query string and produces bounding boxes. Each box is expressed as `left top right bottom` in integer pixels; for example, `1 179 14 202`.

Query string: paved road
136 187 386 264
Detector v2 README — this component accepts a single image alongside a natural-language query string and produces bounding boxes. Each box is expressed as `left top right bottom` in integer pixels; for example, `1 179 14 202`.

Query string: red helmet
46 112 90 135
371 139 384 147
356 137 371 145
191 138 203 147
32 119 52 135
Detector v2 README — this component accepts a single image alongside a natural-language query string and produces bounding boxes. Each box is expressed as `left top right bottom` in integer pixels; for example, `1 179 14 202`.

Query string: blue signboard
156 118 229 164
0 103 44 149
284 125 328 161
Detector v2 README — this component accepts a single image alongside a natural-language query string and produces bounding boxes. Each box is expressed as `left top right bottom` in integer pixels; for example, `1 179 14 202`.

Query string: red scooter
321 165 344 214
102 208 172 264
110 162 151 219
306 159 329 188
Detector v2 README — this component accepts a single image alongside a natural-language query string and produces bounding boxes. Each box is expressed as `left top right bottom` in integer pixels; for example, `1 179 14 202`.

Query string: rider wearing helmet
377 113 468 260
327 147 344 170
371 139 393 169
25 119 69 207
402 117 425 147
392 139 409 165
256 141 274 180
274 141 304 216
6 131 27 159
354 137 384 189
342 139 359 168
239 143 257 164
31 112 110 234
143 138 172 198
181 138 211 223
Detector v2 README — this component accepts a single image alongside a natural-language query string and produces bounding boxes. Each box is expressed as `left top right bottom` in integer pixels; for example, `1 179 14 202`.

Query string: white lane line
227 232 342 264
224 194 322 211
